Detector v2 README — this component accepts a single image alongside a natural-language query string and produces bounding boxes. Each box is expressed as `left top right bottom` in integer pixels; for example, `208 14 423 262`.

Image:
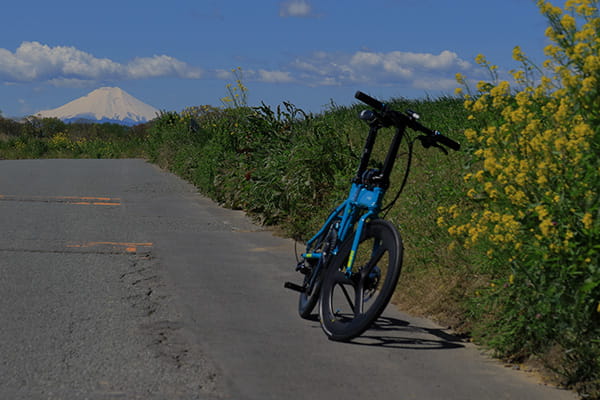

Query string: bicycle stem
353 123 407 190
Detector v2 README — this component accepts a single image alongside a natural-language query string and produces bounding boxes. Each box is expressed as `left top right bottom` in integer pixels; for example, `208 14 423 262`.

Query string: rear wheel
319 219 402 341
298 259 324 319
298 222 338 319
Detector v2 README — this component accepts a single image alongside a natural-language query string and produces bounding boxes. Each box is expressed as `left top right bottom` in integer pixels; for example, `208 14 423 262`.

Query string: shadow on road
303 313 467 350
349 316 467 350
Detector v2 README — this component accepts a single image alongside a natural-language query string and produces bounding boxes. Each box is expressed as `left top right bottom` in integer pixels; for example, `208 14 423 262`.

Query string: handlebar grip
355 91 386 111
433 132 461 151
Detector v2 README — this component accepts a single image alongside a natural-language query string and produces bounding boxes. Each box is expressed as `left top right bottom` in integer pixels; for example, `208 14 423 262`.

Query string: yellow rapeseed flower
584 55 600 73
561 14 577 31
449 204 459 218
535 205 550 219
474 170 485 182
475 54 487 65
565 0 577 9
464 128 478 142
476 81 489 92
576 2 596 17
539 1 563 16
515 172 528 187
539 218 554 236
582 212 593 230
512 46 526 62
471 98 489 113
512 70 525 82
581 77 597 93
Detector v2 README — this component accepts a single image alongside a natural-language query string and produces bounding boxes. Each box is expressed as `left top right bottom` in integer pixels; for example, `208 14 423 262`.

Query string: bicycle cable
381 134 415 218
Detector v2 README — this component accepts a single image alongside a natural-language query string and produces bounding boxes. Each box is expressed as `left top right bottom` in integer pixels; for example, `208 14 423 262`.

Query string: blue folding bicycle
285 91 460 341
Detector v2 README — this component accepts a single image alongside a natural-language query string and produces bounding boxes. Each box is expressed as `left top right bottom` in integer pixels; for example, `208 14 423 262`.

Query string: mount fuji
37 87 159 126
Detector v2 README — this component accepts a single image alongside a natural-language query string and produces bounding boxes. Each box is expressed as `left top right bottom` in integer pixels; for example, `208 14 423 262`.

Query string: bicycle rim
298 221 338 319
319 219 402 341
298 262 323 318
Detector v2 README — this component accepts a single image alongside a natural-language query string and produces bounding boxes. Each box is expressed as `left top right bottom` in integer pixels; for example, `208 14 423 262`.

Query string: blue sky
1 0 550 118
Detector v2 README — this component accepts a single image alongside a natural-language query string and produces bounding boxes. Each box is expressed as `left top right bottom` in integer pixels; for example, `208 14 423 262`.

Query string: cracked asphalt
1 159 220 399
0 159 578 400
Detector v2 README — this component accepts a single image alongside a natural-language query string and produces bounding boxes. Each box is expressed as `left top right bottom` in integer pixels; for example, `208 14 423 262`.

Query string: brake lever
432 143 448 155
416 135 448 155
416 135 433 148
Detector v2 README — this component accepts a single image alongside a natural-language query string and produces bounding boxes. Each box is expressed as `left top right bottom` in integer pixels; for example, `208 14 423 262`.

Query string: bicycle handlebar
355 90 387 111
355 91 460 151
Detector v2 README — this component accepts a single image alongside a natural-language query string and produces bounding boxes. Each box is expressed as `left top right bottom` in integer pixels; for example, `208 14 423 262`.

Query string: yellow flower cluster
221 67 249 108
440 206 523 249
49 132 75 151
442 0 599 263
582 212 593 230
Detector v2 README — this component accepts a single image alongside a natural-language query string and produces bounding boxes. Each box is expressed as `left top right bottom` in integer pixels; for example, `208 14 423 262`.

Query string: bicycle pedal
284 282 306 293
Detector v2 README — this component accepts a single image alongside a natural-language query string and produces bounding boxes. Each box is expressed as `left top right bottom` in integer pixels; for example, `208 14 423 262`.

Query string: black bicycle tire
318 219 403 341
298 221 338 319
298 264 323 319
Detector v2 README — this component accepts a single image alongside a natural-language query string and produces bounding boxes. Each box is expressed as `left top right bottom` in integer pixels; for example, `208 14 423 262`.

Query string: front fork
344 184 385 276
345 211 376 277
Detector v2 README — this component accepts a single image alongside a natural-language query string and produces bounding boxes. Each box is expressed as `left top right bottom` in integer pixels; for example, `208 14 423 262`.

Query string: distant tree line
0 114 149 140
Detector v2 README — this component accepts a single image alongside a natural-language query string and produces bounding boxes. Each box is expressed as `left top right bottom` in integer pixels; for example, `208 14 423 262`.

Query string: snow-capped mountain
37 87 159 125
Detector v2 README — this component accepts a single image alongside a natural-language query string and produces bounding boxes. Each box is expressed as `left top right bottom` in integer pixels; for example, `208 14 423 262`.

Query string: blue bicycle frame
303 182 385 269
303 120 393 276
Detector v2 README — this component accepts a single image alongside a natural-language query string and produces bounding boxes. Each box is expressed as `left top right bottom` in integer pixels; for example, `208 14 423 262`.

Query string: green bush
440 0 600 395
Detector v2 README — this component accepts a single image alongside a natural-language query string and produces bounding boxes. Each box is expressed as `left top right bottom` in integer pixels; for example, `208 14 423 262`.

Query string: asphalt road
0 159 578 400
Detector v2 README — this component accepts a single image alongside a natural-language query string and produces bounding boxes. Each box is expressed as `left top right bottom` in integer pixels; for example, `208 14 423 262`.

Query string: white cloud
2 41 474 96
255 69 294 83
279 0 312 17
351 50 470 71
127 55 202 79
0 41 203 85
288 49 472 90
215 69 235 80
0 47 38 81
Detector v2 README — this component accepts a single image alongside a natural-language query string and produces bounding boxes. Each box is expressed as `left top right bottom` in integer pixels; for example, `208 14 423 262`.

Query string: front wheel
319 219 403 341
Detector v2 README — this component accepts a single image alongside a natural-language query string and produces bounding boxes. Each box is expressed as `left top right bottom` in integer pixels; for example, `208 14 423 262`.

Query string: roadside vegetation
0 115 147 159
1 0 598 397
